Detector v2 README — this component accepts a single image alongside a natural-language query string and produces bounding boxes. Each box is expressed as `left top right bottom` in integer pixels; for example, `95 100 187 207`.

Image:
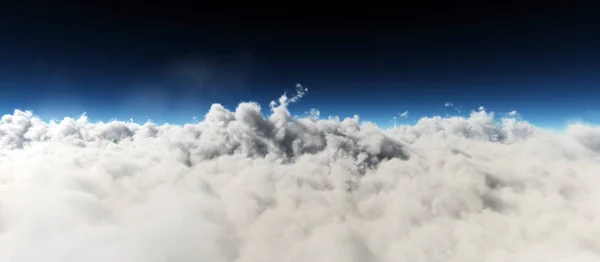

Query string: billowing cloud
1 88 600 261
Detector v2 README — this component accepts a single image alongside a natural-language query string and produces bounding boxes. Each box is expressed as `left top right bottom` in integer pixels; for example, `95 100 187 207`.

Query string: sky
4 3 600 260
1 2 599 129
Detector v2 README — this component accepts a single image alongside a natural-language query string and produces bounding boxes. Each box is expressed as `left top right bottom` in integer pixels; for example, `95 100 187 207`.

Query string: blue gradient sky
0 3 599 129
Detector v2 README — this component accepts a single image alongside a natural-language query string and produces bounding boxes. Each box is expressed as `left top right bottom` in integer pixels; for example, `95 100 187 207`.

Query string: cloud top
1 90 599 261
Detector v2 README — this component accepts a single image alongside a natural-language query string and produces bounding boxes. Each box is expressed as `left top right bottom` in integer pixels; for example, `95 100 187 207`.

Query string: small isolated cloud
399 111 409 118
478 106 485 111
445 102 453 107
0 89 600 261
307 108 320 119
508 110 518 116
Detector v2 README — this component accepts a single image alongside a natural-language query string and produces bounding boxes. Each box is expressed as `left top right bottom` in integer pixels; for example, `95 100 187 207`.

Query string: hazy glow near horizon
1 87 600 261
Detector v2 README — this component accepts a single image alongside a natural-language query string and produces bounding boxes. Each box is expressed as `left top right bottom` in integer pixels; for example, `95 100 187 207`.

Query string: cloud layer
1 88 600 261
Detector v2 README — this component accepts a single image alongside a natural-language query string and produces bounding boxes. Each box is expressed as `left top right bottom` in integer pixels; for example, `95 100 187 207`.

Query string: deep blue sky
1 2 599 129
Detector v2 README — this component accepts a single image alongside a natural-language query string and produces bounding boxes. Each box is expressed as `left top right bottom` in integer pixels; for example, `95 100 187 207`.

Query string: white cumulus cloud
1 89 600 262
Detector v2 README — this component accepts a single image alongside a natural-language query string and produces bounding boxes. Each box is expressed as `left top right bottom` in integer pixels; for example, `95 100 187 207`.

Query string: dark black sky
5 2 596 76
0 2 599 125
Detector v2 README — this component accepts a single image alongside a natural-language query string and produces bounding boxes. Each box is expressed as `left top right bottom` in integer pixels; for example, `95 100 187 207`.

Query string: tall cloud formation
1 86 600 262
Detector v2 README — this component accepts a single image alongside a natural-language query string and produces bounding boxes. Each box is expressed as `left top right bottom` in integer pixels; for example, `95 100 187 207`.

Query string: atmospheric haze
1 86 600 262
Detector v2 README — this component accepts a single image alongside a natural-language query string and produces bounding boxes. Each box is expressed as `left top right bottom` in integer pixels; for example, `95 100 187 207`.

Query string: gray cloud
0 88 599 261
